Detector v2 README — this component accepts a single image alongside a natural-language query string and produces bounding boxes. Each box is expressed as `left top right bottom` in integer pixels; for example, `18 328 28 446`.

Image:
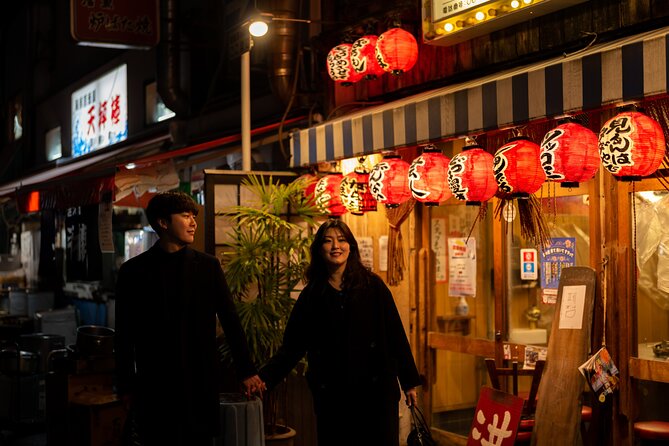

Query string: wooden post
532 266 597 446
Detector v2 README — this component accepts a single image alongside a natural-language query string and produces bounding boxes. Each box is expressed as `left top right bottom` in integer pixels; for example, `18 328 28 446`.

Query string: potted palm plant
218 174 320 444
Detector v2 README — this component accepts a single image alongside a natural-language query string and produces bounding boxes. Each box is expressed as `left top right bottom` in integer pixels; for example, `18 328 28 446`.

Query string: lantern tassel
466 203 488 243
495 196 551 248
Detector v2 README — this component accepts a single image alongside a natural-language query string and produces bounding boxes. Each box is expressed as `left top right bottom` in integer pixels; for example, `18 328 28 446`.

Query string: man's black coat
115 245 256 438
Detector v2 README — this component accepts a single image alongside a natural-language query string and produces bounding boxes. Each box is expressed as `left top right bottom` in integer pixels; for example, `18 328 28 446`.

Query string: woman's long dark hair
305 219 371 290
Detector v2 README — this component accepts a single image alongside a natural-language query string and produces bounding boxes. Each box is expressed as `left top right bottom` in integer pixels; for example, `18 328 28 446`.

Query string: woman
259 219 421 446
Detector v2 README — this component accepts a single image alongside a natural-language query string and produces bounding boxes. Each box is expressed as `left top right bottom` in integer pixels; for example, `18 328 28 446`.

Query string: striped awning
290 25 669 167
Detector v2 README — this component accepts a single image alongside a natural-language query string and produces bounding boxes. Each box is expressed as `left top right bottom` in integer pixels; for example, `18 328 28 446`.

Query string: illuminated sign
71 64 128 157
423 0 587 46
70 0 159 49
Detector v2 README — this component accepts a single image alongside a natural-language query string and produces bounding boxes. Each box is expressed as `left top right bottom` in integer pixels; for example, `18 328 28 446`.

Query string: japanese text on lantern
540 128 566 180
493 144 514 194
369 162 390 202
448 154 469 200
599 117 634 174
408 157 429 200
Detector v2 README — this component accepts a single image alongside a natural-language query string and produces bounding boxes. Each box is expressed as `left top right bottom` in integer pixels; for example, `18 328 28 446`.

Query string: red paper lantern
447 145 498 204
540 122 599 186
340 166 377 215
375 28 418 75
493 137 546 197
314 173 348 216
369 155 411 208
326 44 363 86
351 35 385 80
297 173 319 205
408 145 452 206
598 111 666 180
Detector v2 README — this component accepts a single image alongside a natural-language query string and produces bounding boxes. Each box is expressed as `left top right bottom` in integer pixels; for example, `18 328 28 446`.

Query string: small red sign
70 0 159 48
467 387 525 446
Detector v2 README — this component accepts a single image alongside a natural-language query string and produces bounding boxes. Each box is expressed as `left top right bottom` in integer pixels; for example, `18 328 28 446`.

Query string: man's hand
242 375 266 398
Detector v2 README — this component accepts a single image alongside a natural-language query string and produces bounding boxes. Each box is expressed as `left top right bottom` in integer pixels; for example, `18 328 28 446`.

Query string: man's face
159 211 197 246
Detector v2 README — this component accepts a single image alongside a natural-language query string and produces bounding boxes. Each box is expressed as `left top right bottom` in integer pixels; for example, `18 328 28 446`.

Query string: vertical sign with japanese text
431 218 447 283
71 64 128 157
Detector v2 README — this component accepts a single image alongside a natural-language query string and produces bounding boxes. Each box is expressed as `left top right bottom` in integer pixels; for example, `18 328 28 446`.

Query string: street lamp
241 12 311 171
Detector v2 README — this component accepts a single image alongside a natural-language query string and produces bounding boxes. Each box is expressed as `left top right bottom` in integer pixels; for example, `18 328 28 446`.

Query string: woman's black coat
260 273 421 443
115 245 256 438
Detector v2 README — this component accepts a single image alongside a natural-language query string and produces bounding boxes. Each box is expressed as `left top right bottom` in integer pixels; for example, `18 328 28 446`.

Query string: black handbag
407 405 436 446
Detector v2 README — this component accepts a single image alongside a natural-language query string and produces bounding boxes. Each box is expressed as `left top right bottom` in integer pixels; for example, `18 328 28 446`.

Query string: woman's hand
405 387 418 407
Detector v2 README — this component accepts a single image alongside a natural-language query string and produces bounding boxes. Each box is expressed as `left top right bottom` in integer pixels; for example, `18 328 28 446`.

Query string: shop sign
70 0 159 49
422 0 587 46
540 237 576 303
448 237 477 296
467 386 524 446
71 64 128 157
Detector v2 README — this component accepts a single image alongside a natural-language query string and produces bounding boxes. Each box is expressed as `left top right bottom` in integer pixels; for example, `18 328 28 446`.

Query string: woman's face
320 228 350 270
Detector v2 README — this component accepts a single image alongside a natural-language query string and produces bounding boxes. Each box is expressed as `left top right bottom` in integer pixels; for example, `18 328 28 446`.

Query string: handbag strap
410 405 430 432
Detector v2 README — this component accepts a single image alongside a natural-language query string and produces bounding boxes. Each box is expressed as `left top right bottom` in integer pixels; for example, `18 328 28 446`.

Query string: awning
0 133 169 198
290 26 669 167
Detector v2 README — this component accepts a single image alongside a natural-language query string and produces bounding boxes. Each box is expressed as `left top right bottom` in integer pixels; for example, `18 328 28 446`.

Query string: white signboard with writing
71 64 128 157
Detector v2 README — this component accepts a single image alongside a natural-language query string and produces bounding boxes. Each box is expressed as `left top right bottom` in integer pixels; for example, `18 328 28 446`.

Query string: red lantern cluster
409 145 452 206
375 28 418 75
351 35 385 80
327 28 418 85
297 173 319 206
494 137 546 197
598 111 666 180
340 165 377 215
326 44 363 86
447 145 498 204
369 155 411 208
540 122 599 186
314 173 348 216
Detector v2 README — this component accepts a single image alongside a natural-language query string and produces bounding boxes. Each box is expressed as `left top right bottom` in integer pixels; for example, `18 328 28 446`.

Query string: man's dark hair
145 191 198 234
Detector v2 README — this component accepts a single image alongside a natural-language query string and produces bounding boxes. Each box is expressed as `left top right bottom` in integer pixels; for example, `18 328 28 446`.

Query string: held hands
405 387 418 407
242 375 267 399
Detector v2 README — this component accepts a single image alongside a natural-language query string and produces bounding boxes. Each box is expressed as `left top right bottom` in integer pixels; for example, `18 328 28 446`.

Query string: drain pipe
157 0 189 118
267 0 301 107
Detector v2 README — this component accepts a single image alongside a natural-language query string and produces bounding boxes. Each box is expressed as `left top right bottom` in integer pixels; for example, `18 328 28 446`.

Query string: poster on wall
71 64 128 157
448 237 476 296
540 237 576 304
431 218 447 283
357 236 374 270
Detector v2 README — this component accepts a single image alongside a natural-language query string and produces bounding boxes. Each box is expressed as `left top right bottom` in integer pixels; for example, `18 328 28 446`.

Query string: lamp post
240 13 311 172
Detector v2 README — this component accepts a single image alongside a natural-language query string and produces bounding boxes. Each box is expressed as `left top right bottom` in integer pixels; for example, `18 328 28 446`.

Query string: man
115 191 265 445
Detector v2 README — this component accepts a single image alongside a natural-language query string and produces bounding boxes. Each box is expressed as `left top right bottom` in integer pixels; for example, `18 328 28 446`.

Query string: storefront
288 25 669 445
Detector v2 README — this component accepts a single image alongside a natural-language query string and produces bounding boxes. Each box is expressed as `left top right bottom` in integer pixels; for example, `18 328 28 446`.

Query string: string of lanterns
304 109 667 217
327 27 419 85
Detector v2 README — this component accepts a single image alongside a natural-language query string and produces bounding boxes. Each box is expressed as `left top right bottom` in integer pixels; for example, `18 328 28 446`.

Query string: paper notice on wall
558 285 586 329
431 218 447 283
379 235 388 272
357 236 374 270
448 237 476 296
98 200 114 253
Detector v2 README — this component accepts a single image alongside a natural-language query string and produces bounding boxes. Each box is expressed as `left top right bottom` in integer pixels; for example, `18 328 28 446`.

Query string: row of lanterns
307 110 667 216
326 28 419 85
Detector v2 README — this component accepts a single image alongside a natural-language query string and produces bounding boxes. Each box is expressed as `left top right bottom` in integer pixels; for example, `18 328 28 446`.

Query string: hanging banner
540 237 576 304
431 218 447 283
448 237 476 296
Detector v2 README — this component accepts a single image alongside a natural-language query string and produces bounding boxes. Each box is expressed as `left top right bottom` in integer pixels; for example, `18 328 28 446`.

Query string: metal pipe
241 48 251 171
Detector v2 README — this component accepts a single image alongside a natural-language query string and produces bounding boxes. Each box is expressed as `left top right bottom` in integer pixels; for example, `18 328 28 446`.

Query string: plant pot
265 425 296 446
